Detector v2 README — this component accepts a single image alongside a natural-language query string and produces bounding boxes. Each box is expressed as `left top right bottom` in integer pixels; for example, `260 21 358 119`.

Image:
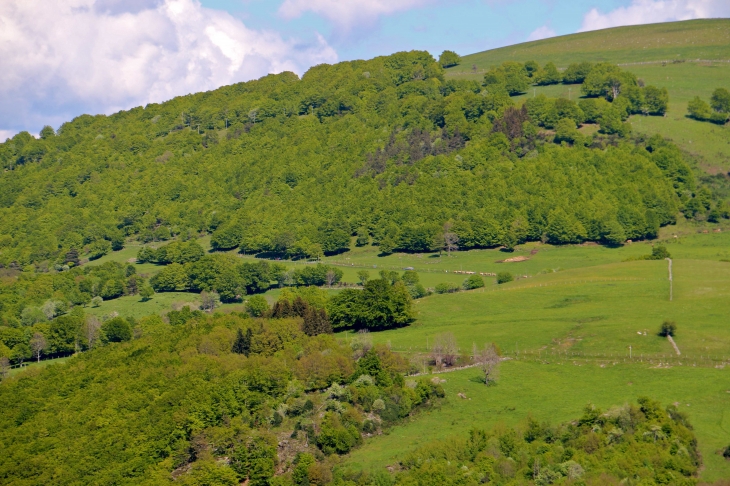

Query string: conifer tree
271 299 293 318
292 296 308 317
232 328 252 356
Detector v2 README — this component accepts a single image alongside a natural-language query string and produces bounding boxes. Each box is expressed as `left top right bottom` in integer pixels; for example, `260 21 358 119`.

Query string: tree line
687 87 730 124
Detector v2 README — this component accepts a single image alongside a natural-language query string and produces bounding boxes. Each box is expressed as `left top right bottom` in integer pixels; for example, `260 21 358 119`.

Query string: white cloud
579 0 730 32
278 0 432 32
0 0 337 136
527 25 557 42
0 130 18 142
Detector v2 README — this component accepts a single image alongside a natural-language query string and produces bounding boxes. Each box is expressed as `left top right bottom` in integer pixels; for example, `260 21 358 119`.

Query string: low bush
462 274 485 290
434 282 460 294
497 272 513 284
659 320 676 337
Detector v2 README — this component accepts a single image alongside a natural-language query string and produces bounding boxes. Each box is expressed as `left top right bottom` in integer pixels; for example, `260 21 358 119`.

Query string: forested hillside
0 312 443 485
0 51 707 268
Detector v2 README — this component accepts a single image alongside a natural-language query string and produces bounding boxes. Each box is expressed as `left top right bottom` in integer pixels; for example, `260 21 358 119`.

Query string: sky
1 0 728 140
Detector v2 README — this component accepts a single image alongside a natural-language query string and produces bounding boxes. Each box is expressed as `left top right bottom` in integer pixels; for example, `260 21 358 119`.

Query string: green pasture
8 356 70 377
359 258 730 358
338 230 730 481
343 361 730 482
449 19 730 71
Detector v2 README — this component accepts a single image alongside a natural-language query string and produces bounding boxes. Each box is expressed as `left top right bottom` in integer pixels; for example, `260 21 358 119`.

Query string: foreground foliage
0 313 443 485
378 398 699 485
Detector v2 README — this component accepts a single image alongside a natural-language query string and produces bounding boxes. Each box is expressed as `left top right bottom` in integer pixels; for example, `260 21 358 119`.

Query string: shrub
462 275 485 290
723 444 730 459
438 50 461 68
102 317 132 343
88 239 111 260
434 282 459 294
246 295 270 317
496 272 513 284
659 320 676 337
645 244 670 260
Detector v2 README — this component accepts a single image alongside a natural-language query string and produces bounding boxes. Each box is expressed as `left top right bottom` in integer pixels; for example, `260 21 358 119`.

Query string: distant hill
446 19 730 173
448 19 730 71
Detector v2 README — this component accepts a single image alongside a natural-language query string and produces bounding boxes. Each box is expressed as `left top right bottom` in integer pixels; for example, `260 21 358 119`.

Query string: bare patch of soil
497 256 530 263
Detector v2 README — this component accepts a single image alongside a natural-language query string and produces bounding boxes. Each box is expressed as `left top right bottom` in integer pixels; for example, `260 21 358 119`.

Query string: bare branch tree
325 270 337 288
432 332 458 367
478 343 501 385
29 333 47 363
200 291 221 313
444 232 459 256
351 330 373 360
85 315 101 349
438 222 459 256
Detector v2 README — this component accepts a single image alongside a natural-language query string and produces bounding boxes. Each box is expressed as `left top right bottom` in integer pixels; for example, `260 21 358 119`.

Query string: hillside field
334 234 730 481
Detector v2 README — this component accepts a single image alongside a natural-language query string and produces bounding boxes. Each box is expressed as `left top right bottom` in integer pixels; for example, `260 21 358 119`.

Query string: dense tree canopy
0 51 703 271
0 313 444 485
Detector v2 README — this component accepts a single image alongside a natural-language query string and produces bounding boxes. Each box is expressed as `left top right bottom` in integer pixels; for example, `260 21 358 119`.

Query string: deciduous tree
29 332 47 362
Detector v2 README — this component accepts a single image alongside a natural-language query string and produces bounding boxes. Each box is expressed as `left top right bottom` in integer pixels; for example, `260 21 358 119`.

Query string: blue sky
0 0 728 139
199 0 628 61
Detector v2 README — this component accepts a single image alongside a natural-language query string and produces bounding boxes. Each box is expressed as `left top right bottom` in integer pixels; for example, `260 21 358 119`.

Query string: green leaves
329 278 415 331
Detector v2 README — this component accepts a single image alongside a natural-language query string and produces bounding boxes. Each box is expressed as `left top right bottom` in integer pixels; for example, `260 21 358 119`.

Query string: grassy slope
336 230 730 481
345 362 730 482
451 19 730 68
40 230 730 480
446 19 730 172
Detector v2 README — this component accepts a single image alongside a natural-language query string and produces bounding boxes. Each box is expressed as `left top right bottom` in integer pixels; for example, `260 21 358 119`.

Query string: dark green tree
232 328 252 356
496 272 513 284
101 317 132 343
711 88 730 113
659 320 676 337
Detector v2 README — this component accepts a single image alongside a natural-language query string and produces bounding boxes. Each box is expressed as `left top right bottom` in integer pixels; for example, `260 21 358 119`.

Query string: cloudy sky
1 0 728 139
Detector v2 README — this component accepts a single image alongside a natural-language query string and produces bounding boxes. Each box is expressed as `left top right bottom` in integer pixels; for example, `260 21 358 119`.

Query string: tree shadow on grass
468 375 499 387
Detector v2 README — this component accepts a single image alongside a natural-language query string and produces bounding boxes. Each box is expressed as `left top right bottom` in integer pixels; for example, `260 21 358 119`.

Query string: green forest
0 310 704 486
0 51 714 270
0 312 444 485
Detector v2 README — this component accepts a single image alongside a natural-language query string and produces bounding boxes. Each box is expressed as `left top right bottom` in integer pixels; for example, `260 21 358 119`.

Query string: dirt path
666 258 673 301
667 335 681 356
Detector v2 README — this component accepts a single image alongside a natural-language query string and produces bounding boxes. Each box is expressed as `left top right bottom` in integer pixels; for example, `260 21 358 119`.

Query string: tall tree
711 88 730 113
232 328 252 356
478 343 501 385
29 333 47 362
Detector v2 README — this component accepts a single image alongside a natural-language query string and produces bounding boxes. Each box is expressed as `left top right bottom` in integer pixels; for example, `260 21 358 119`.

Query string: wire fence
388 347 730 370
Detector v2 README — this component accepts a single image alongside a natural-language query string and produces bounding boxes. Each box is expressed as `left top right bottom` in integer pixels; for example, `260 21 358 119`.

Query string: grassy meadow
449 19 730 70
344 361 730 482
333 234 730 482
